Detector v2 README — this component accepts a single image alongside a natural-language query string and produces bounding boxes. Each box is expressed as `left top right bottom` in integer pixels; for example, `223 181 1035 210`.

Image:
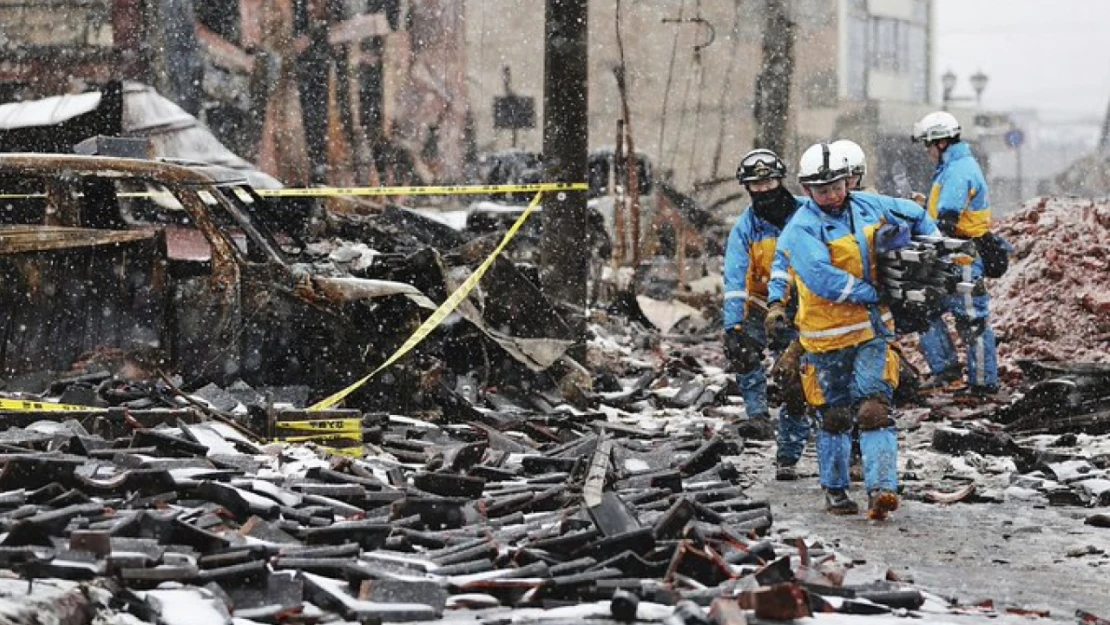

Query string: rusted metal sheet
0 225 154 254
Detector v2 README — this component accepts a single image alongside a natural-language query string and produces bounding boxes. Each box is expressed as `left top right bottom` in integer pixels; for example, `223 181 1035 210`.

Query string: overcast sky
935 0 1110 123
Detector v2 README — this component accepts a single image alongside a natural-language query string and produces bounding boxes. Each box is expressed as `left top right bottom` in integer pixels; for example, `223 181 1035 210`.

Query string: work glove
724 326 763 374
875 222 912 255
936 211 959 237
915 286 946 317
770 340 808 416
770 339 803 384
763 302 792 351
910 191 927 207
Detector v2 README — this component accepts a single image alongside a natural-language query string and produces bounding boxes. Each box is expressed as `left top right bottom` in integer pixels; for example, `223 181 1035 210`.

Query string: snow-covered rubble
990 197 1110 381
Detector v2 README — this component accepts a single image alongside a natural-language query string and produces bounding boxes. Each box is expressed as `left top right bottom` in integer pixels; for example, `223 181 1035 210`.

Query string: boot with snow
920 365 962 392
775 462 798 481
867 490 900 521
825 489 859 515
734 415 776 440
955 384 1000 399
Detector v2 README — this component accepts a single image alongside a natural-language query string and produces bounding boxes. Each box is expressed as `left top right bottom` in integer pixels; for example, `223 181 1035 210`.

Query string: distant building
466 0 966 214
2 0 1019 212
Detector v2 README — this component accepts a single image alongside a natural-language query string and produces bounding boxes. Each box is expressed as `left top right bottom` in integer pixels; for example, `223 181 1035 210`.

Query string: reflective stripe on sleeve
835 276 856 304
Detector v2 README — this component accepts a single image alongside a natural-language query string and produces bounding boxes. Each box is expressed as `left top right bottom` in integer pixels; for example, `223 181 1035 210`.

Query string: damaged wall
0 0 472 188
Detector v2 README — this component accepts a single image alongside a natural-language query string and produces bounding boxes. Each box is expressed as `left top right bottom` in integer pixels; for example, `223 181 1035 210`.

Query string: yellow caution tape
259 182 586 198
309 190 545 411
271 432 362 444
319 445 365 458
0 182 587 201
0 397 107 412
273 418 363 433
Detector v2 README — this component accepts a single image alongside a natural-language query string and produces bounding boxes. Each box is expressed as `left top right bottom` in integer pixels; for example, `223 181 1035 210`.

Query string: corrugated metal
0 82 282 189
119 82 283 189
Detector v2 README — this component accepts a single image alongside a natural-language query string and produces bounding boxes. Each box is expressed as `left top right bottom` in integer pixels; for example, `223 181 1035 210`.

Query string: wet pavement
745 441 1110 622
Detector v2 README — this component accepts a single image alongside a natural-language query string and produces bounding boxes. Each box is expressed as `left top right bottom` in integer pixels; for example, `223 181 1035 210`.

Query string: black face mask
750 185 796 229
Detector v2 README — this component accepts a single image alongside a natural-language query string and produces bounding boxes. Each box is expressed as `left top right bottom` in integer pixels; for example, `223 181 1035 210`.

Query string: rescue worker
831 139 872 192
911 111 1000 395
722 149 811 480
765 142 939 518
830 139 869 480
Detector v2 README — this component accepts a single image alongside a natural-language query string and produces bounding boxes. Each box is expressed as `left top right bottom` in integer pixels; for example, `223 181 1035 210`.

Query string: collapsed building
1 3 1109 624
0 0 469 188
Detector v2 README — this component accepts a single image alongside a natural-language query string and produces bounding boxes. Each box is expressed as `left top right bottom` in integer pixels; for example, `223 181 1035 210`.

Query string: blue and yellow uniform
723 200 804 328
920 141 999 390
723 198 809 466
772 192 938 494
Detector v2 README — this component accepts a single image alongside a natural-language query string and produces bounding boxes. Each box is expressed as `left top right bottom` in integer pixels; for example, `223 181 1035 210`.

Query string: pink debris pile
990 197 1110 380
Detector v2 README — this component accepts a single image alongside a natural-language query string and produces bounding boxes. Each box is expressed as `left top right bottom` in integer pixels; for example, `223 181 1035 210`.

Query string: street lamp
941 69 988 111
941 69 957 107
969 70 989 109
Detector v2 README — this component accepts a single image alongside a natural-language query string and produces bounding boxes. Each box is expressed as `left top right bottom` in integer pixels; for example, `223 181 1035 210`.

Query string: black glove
919 285 946 316
937 211 959 237
725 326 764 374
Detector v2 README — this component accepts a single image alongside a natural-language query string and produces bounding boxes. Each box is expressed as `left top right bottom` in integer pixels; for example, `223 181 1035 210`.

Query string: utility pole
1100 94 1110 154
541 0 589 348
614 0 641 268
753 0 795 155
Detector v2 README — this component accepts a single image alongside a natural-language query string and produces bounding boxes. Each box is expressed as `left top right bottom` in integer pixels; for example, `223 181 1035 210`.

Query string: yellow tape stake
309 190 546 410
273 418 363 433
0 397 107 412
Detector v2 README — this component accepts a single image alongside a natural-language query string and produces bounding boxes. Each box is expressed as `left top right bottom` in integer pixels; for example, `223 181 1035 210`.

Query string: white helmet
912 111 961 143
798 142 850 186
831 139 866 177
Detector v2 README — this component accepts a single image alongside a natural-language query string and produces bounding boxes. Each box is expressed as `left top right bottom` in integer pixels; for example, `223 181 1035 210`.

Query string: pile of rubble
7 312 1085 623
0 394 949 624
989 197 1110 380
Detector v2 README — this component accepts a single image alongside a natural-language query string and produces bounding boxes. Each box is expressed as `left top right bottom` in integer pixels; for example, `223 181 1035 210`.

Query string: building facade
466 0 967 214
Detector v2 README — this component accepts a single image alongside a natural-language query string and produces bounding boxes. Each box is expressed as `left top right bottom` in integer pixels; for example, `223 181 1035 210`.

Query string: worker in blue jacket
765 142 939 519
722 149 810 481
911 111 1000 395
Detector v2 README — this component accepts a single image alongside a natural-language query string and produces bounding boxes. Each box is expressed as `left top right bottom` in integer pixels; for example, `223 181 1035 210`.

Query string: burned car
0 153 436 398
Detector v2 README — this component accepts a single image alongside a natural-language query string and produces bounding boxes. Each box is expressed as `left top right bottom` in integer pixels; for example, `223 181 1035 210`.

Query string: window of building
844 2 929 103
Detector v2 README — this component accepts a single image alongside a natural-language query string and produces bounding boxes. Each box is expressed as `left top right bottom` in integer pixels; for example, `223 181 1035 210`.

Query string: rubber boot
825 489 859 515
775 463 798 481
868 490 900 521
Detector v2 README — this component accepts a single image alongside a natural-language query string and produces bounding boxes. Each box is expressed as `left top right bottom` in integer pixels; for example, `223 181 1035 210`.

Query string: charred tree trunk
753 1 795 155
541 0 589 350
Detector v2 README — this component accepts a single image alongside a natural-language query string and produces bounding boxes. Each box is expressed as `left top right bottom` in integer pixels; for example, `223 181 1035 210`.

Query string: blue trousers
734 313 810 466
919 292 999 389
802 337 898 493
